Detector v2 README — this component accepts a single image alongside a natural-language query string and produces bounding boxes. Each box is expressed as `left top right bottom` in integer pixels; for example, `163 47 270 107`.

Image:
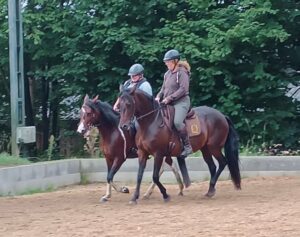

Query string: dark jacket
157 61 191 103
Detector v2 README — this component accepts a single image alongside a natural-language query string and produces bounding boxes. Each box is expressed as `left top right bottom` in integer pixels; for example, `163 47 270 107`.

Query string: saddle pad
185 115 201 137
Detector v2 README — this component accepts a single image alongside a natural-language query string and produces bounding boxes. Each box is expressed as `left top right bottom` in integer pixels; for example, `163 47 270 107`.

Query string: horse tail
224 116 241 189
176 157 191 188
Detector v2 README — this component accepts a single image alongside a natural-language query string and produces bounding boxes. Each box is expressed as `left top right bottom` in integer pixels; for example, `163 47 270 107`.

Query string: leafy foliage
0 0 299 154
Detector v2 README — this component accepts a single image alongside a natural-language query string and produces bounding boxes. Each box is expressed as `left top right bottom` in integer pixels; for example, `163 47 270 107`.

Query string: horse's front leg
153 155 170 202
130 155 147 204
143 157 166 199
100 157 126 202
100 158 113 202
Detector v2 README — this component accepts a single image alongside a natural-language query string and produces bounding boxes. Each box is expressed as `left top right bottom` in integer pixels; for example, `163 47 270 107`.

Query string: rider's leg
173 97 193 158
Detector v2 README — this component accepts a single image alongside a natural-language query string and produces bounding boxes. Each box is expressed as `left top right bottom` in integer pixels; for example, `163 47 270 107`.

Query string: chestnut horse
77 95 188 202
118 87 241 202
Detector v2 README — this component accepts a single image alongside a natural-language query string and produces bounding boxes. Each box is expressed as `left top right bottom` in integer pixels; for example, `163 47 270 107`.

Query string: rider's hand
155 97 160 102
113 104 119 112
162 97 172 105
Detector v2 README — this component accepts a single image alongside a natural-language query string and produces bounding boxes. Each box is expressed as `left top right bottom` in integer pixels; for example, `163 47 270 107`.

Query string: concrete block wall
1 156 300 196
0 160 81 196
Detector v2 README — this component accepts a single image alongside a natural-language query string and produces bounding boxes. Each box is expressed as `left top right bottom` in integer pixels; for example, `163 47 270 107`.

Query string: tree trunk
24 54 35 126
41 75 49 150
50 80 59 138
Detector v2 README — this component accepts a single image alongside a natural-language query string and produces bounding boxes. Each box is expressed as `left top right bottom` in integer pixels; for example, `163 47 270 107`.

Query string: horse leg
143 157 166 199
201 146 217 197
109 158 128 192
100 157 125 202
206 148 227 197
165 156 184 196
130 155 147 204
100 158 113 202
176 156 191 188
153 155 170 202
111 182 129 193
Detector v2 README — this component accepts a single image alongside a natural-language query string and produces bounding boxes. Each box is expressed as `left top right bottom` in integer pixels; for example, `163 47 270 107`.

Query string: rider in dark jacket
155 49 193 158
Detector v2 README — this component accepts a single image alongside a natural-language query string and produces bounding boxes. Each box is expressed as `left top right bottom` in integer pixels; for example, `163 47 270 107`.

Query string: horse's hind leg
111 181 129 193
206 147 227 197
153 155 170 202
201 146 217 197
165 156 184 196
143 157 166 199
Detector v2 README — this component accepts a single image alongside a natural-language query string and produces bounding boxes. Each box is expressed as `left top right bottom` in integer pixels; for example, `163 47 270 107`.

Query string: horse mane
121 87 159 109
136 88 160 109
86 100 120 127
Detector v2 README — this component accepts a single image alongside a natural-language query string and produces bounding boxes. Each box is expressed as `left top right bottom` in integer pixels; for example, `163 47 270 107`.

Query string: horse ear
119 84 124 92
92 95 99 103
83 105 92 113
84 94 89 103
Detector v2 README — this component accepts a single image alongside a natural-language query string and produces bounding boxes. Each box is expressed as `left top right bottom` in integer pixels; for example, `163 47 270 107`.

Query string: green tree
1 0 299 154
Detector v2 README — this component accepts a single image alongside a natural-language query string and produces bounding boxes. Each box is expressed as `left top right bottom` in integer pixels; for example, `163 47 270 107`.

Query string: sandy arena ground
1 176 300 237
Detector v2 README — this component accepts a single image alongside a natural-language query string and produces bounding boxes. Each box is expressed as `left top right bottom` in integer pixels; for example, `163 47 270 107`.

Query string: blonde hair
178 60 191 72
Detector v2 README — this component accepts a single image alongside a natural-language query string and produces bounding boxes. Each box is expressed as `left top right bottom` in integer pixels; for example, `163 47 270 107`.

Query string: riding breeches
173 96 190 131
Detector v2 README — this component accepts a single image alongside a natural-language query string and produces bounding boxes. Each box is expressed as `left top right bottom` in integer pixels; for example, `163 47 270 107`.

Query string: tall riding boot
179 127 193 158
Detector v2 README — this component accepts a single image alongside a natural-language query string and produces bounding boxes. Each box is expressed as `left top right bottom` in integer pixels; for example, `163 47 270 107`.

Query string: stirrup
180 146 193 158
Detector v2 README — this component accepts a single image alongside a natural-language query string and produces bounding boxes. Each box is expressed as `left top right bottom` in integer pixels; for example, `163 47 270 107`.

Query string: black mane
87 100 120 127
121 88 159 109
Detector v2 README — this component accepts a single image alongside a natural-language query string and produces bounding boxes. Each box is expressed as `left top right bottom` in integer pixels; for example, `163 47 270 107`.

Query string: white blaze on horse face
77 107 87 133
77 122 85 133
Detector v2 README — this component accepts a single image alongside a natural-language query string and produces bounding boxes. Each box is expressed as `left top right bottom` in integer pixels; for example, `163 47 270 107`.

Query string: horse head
119 85 159 132
77 94 100 136
118 86 136 131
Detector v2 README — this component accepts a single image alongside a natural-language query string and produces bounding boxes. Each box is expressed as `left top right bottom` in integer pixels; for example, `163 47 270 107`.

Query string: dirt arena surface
1 176 300 237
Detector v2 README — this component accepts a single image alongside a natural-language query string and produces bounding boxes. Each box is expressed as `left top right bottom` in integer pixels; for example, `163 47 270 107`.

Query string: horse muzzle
77 122 86 134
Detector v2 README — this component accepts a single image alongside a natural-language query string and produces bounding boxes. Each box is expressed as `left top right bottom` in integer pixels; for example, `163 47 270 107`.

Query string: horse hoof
205 190 216 198
129 200 137 205
185 181 191 188
164 195 171 202
121 186 129 193
142 195 150 200
178 192 183 196
100 196 109 203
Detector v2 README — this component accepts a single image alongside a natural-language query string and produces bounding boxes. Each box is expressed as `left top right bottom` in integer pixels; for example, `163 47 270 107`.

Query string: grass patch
0 185 56 197
19 185 55 196
0 152 31 167
80 172 90 185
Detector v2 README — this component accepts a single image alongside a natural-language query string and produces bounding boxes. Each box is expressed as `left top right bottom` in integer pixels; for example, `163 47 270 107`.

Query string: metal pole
8 0 25 156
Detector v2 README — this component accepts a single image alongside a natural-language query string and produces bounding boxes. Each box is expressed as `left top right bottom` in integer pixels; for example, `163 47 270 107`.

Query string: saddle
161 105 201 137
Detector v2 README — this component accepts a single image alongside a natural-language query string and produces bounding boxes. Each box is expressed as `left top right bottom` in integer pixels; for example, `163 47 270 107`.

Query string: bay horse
118 87 241 202
77 95 188 202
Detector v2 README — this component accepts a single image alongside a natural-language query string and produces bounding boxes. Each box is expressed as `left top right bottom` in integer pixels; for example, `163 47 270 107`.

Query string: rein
135 104 165 121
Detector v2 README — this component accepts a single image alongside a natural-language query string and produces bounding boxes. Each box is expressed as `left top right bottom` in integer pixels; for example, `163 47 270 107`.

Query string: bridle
121 94 165 126
81 105 101 129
